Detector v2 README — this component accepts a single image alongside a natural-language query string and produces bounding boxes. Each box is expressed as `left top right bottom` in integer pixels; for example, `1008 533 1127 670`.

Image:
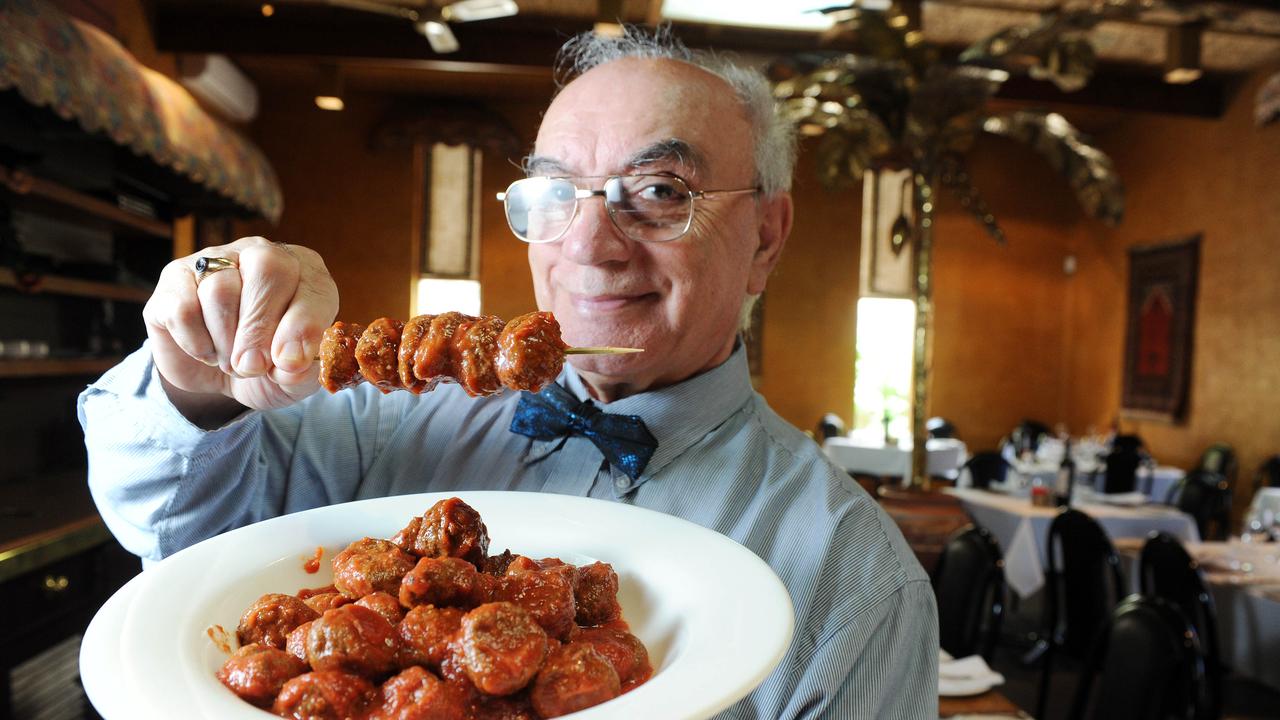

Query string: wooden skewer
314 346 641 362
564 346 644 355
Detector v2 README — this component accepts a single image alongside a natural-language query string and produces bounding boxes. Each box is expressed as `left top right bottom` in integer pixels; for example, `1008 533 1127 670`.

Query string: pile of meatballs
217 497 651 719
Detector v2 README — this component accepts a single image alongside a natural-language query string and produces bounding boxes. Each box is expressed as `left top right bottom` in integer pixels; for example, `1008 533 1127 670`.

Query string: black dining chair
1068 595 1207 720
1140 532 1222 719
1167 469 1232 542
1197 442 1238 488
961 451 1010 490
1102 444 1143 494
1035 509 1126 720
815 412 845 441
1253 454 1280 492
926 416 958 440
932 525 1006 663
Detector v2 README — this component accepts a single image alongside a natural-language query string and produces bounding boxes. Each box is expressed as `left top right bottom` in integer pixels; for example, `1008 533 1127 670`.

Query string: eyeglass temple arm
495 188 604 201
693 186 762 200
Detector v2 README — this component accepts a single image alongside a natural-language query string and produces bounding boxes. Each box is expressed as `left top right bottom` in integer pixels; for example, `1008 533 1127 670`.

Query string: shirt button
614 477 629 490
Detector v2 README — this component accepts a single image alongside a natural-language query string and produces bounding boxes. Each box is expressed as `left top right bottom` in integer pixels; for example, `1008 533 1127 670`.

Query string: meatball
357 592 406 626
304 592 352 615
393 497 489 565
459 602 548 696
492 566 576 641
334 538 417 600
473 691 539 720
355 317 404 393
273 671 375 720
399 557 482 610
366 666 471 720
307 605 401 678
574 562 622 627
398 605 464 670
236 593 320 650
530 642 621 718
571 626 651 688
216 643 307 708
286 621 313 663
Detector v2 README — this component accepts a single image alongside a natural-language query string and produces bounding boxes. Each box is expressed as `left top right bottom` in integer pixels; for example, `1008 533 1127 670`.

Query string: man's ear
747 191 793 295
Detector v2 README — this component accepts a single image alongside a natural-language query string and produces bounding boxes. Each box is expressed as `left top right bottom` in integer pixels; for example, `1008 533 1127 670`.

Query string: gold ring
194 256 238 282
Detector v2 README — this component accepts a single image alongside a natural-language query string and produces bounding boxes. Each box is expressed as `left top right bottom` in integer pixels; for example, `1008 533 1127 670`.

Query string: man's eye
637 183 680 202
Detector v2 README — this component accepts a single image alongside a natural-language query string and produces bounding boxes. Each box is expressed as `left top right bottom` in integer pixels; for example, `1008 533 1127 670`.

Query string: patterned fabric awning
0 1 282 222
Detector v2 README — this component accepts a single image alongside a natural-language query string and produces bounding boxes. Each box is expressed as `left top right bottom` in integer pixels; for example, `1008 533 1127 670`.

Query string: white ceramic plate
80 571 146 719
102 491 794 720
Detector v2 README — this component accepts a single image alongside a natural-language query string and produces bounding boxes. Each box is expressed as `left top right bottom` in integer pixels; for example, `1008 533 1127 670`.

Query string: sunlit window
415 278 481 316
853 297 916 443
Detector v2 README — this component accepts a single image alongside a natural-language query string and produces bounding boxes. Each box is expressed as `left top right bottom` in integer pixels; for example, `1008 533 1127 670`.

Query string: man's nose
558 196 633 265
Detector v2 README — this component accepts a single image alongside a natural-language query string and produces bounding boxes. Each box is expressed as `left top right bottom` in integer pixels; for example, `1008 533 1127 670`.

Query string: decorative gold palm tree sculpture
773 2 1130 489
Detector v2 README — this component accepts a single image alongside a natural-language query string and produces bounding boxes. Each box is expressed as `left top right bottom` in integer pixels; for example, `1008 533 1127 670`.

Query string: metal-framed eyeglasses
496 174 760 244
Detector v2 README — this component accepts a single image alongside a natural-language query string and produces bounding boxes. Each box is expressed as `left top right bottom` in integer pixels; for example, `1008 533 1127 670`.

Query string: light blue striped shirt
78 341 938 719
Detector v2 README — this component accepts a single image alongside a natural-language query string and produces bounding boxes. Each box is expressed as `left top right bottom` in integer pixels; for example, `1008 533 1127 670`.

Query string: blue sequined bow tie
510 383 657 481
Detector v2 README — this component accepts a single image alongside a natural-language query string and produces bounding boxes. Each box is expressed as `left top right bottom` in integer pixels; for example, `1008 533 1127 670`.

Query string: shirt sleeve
76 343 378 562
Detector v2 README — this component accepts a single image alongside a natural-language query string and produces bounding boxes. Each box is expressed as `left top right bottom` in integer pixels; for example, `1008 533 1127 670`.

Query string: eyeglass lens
503 175 693 243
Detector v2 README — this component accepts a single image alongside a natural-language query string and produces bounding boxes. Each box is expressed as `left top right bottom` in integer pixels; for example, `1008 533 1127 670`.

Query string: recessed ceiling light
659 0 839 31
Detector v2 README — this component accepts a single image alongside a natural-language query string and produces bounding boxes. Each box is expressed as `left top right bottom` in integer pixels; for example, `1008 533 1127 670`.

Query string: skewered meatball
273 671 376 720
399 557 482 610
333 538 417 599
307 604 401 678
495 312 566 393
571 626 651 689
398 605 464 670
493 566 576 641
355 317 404 393
398 316 436 394
319 322 364 393
530 642 621 718
216 643 307 708
413 312 470 387
459 602 548 696
366 666 471 720
236 593 320 650
453 315 506 397
573 562 622 627
357 591 406 626
393 498 490 566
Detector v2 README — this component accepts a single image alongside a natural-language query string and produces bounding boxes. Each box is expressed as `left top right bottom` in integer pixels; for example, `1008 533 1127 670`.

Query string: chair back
1140 532 1222 719
1045 509 1126 658
1103 446 1143 494
932 525 1006 662
1254 454 1280 491
1069 595 1206 720
1009 419 1051 455
1037 509 1126 720
927 416 957 440
1197 442 1238 487
815 413 845 441
1168 469 1232 541
962 451 1009 490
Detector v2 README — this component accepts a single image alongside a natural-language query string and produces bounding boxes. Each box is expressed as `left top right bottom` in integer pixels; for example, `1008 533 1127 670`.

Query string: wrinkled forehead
532 57 753 184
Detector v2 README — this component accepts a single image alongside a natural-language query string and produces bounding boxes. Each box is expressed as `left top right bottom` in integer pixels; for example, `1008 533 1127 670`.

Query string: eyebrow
523 138 708 178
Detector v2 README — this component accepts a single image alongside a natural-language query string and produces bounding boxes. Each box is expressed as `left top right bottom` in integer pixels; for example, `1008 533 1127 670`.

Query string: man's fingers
231 243 299 377
196 255 244 375
143 261 218 367
271 247 339 374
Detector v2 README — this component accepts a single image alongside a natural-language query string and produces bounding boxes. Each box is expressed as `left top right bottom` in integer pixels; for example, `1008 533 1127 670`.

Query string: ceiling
148 0 1280 116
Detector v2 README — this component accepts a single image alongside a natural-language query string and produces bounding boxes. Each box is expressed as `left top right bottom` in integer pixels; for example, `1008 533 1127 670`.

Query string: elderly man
79 29 937 719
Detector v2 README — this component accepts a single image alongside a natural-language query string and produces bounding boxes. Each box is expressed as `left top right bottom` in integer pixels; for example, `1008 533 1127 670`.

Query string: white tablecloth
1116 540 1280 691
946 488 1201 599
822 437 967 479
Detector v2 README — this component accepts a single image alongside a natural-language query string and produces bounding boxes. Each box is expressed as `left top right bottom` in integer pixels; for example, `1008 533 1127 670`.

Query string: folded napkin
938 652 1005 697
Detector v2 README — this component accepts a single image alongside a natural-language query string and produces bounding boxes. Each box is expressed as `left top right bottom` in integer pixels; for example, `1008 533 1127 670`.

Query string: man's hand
143 236 339 426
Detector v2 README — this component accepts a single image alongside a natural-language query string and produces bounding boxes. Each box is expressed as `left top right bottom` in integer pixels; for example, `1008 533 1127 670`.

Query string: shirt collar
554 339 756 480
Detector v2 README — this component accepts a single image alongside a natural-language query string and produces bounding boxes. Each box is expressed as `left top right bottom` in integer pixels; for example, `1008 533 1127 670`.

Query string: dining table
1114 537 1280 692
822 436 968 480
945 487 1201 598
938 688 1029 718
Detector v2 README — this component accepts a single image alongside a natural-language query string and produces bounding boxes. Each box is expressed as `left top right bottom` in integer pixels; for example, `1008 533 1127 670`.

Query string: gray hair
554 26 797 196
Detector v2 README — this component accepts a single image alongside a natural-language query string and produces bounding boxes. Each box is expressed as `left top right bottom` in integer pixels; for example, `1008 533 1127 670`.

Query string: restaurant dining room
2 0 1280 718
